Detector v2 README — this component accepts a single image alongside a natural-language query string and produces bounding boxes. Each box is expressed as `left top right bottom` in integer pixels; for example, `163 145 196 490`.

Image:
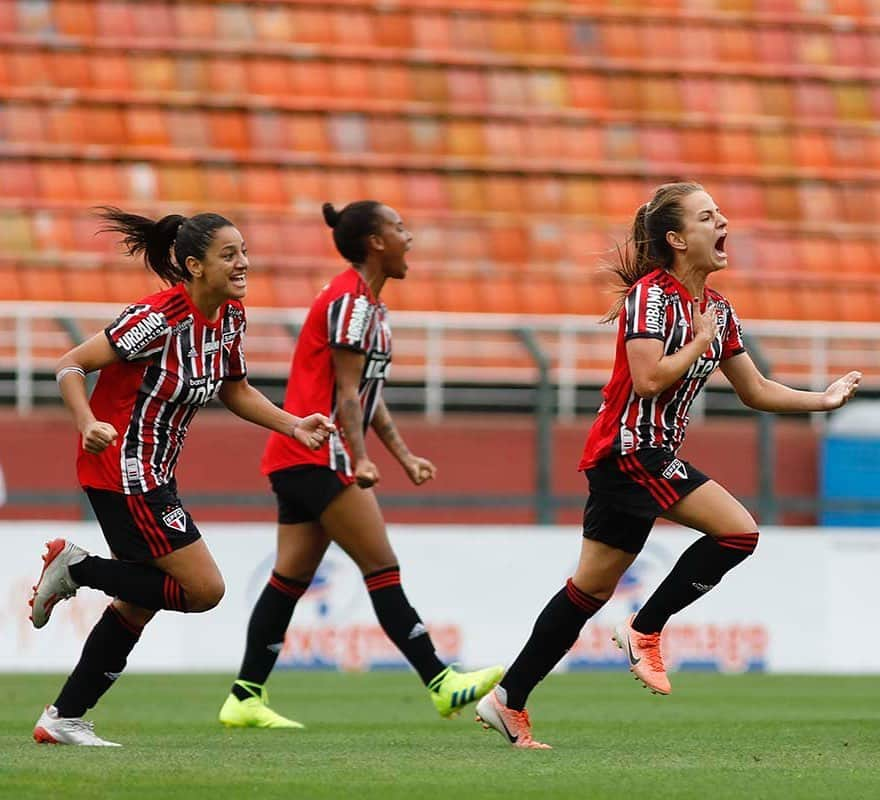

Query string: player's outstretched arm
218 379 333 448
370 398 436 486
721 352 861 413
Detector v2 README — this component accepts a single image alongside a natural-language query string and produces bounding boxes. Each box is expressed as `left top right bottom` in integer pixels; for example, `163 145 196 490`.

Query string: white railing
1 301 878 417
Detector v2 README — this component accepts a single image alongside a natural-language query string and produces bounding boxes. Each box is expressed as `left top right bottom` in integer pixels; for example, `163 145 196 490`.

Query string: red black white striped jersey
579 269 745 471
262 268 391 478
76 283 247 494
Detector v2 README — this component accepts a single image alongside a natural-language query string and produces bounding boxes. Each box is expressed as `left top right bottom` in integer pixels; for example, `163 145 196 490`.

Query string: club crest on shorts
161 505 187 533
662 459 688 480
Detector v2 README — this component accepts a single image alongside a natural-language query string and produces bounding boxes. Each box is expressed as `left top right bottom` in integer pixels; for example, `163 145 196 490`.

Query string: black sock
232 572 309 700
365 567 445 685
633 532 759 634
501 578 605 711
69 556 187 611
54 605 143 718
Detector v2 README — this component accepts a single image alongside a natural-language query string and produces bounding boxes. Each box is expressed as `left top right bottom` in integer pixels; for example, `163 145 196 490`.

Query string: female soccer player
475 181 862 749
29 208 334 746
218 201 502 729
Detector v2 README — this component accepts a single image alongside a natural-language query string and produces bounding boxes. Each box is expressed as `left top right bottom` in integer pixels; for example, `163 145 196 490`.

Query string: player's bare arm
331 346 378 487
721 353 861 413
371 398 437 486
217 380 333 449
55 331 120 453
626 301 718 398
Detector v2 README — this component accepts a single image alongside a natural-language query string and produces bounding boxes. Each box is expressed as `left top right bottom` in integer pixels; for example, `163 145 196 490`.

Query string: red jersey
579 269 745 471
262 268 391 477
77 284 247 494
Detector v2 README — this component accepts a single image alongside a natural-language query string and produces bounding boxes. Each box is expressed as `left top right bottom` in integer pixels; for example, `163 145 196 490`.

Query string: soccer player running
476 181 862 749
29 208 334 746
218 201 503 729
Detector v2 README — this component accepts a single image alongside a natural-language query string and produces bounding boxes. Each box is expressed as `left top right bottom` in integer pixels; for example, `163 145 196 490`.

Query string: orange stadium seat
9 51 51 88
132 2 176 38
567 73 608 112
197 165 238 206
756 28 796 65
5 104 46 143
126 105 172 146
241 166 285 207
20 267 67 302
331 62 372 101
384 275 441 312
798 30 834 67
0 264 24 301
720 27 757 63
837 239 875 276
640 126 683 166
605 75 639 114
681 78 718 116
32 212 76 253
521 276 564 315
447 175 486 213
640 77 682 115
447 226 489 262
209 110 250 152
364 171 406 210
332 10 375 47
248 58 291 97
215 4 255 41
49 51 93 89
794 131 834 169
564 177 601 217
249 110 285 151
446 120 486 158
156 164 202 203
38 162 80 202
795 83 836 119
0 212 33 253
374 10 412 49
324 169 367 208
412 13 452 51
488 17 529 54
0 161 38 200
485 122 526 159
682 24 719 63
96 1 136 37
171 2 216 38
531 18 568 56
130 53 176 93
206 56 247 95
274 273 318 308
372 63 413 103
757 130 793 168
763 183 800 221
451 14 490 52
525 176 565 215
404 173 448 211
278 218 331 259
486 176 524 214
719 79 760 117
291 7 335 45
833 32 869 67
447 68 488 106
0 1 15 34
487 70 528 107
285 112 329 153
51 1 94 36
290 60 333 100
760 81 795 119
90 53 132 91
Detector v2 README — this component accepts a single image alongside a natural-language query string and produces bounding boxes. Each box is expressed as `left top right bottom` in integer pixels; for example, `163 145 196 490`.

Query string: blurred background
0 0 879 531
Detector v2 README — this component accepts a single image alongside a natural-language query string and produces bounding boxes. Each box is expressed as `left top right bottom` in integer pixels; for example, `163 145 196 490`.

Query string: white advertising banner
2 522 879 674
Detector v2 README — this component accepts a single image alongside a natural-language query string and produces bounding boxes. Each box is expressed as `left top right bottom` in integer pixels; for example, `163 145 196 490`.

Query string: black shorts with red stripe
583 449 709 554
85 479 201 562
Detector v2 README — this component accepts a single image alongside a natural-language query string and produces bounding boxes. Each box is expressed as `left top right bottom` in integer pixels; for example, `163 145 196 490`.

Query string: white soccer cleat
33 705 121 747
28 539 88 629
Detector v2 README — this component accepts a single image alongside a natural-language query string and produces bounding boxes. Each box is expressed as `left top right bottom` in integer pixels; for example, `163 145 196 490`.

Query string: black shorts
85 479 201 562
582 449 710 554
269 466 350 525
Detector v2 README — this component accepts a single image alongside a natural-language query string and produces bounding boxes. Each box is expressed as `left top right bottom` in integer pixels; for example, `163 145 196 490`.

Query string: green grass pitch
2 672 879 799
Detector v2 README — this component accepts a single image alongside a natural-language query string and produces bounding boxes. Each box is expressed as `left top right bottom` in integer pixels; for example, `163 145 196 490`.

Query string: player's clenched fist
80 421 118 454
292 414 336 450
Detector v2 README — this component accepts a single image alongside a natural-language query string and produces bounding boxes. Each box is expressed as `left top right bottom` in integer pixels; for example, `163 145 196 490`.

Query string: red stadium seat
375 10 412 49
412 14 452 51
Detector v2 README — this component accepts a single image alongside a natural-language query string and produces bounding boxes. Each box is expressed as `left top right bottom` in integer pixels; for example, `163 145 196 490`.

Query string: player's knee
186 576 226 612
716 531 760 559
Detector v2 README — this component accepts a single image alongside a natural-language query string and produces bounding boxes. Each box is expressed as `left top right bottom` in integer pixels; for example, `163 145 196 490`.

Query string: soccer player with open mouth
476 181 862 749
29 208 333 746
218 201 503 730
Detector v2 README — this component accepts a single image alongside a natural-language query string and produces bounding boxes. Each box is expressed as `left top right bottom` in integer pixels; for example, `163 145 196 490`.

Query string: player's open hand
354 458 380 488
822 371 862 411
403 455 437 486
692 301 719 349
293 414 335 450
81 421 118 454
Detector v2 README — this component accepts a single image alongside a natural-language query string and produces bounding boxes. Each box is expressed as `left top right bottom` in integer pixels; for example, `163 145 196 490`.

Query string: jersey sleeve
104 303 171 362
623 280 667 342
721 301 746 360
327 290 375 353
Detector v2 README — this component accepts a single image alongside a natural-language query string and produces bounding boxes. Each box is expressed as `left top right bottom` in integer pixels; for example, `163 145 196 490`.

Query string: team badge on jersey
662 459 689 480
161 505 187 533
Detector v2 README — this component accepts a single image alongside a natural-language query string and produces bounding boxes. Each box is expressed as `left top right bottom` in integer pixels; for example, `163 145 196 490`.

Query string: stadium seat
158 164 203 203
248 58 291 97
172 2 216 38
291 7 335 45
374 10 412 49
20 267 68 302
452 14 490 52
96 1 136 37
0 264 24 301
363 171 406 210
38 162 80 202
405 173 449 212
412 13 452 51
640 77 681 115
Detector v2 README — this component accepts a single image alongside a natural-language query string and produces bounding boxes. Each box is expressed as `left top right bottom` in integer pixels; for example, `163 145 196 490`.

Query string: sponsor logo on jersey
203 340 220 355
662 459 688 480
171 317 193 335
222 331 238 344
345 295 372 344
644 284 665 335
161 505 187 533
117 312 167 354
363 351 390 381
125 458 141 480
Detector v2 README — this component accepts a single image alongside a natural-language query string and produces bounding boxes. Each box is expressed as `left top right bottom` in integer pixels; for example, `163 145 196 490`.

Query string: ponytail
96 207 235 284
322 200 382 264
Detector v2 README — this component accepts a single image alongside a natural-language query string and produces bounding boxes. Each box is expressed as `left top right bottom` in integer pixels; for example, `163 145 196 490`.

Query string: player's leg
478 535 634 749
34 600 155 747
30 485 214 626
220 520 330 729
320 484 503 717
632 479 758 635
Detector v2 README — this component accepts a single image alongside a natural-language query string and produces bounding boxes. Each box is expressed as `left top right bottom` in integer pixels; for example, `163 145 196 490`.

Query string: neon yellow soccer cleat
218 681 305 730
427 664 505 719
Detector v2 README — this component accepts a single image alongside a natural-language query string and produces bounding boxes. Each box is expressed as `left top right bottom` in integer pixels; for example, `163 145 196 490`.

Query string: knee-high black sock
500 578 606 711
365 566 445 685
69 556 187 611
54 605 143 718
633 532 759 634
232 572 309 700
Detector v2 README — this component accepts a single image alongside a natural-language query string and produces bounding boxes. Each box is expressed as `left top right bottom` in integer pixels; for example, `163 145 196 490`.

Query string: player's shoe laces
28 539 88 629
475 686 551 749
427 664 504 719
33 705 121 747
612 613 671 695
219 681 305 729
